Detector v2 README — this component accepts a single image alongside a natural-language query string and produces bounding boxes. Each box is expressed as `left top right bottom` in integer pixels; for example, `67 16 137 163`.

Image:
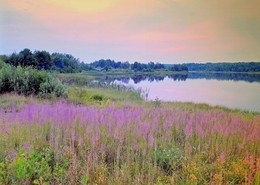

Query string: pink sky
1 0 260 63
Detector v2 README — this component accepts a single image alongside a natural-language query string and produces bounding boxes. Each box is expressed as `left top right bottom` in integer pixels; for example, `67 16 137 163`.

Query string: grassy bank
67 86 143 106
57 71 260 87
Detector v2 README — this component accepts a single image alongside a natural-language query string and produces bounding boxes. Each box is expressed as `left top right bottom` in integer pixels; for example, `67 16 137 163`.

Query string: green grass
0 94 259 184
1 71 260 184
68 86 143 106
0 94 32 111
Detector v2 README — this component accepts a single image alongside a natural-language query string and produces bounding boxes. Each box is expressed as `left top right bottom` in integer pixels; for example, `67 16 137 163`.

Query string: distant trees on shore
186 62 260 72
0 48 91 73
1 48 260 73
90 60 187 72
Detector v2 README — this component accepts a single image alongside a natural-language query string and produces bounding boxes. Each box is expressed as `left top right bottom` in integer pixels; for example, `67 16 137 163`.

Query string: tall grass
0 101 259 184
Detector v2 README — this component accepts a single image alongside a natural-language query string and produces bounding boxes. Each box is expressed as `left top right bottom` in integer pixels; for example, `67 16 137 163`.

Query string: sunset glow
1 0 260 63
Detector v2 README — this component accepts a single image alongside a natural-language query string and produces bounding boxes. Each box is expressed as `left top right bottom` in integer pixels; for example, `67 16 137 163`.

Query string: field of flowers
0 100 260 184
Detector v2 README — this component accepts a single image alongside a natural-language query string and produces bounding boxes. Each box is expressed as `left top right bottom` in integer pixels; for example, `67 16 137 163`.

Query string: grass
0 71 260 184
0 94 33 112
67 86 143 106
0 92 259 184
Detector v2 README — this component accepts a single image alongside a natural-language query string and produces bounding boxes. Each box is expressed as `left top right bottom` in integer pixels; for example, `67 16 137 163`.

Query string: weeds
0 100 259 184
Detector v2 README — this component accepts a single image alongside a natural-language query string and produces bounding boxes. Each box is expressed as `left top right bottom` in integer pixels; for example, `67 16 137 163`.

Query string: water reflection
62 72 260 111
100 72 260 84
107 73 260 112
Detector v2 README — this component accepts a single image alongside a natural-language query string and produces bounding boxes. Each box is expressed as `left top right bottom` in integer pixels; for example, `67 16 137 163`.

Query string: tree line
0 48 91 73
0 49 188 72
90 59 188 72
186 62 260 72
1 48 259 73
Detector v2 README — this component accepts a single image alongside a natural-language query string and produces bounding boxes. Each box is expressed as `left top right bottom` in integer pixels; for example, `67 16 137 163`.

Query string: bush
0 61 67 97
39 75 67 98
0 147 69 184
153 147 186 174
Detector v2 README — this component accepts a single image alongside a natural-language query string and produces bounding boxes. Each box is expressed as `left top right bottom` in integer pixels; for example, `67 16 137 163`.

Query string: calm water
110 73 260 112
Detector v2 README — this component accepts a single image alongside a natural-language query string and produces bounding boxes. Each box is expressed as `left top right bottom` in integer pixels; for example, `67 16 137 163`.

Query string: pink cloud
3 0 259 62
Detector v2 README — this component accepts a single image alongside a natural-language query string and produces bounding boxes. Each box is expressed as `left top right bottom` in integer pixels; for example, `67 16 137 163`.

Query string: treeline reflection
106 72 260 84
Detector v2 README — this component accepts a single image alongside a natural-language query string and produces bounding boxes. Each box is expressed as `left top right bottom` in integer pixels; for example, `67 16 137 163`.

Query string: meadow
0 92 259 184
1 59 260 184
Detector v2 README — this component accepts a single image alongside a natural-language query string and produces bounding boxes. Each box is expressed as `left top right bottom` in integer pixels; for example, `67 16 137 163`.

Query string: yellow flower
189 174 197 181
214 173 223 183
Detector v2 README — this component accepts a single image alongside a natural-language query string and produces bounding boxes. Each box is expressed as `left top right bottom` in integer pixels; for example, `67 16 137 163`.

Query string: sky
1 0 260 64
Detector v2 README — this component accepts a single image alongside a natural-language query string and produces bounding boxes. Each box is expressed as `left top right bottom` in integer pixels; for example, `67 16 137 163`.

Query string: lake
107 72 260 112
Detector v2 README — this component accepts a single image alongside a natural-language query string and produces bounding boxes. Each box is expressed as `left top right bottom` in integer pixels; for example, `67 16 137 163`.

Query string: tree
148 62 155 70
5 49 37 67
120 62 130 69
131 62 143 71
168 64 188 72
34 51 52 70
52 53 81 73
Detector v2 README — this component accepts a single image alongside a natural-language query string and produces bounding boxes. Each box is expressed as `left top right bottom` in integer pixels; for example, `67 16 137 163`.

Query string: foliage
90 59 130 69
153 97 161 107
51 53 82 73
89 59 260 73
0 147 69 184
0 94 32 112
4 49 37 67
39 75 67 98
90 59 166 72
154 147 186 174
68 86 142 106
0 100 259 184
186 62 260 72
2 49 260 73
68 87 110 106
168 64 188 72
0 62 67 97
34 50 52 70
1 49 91 73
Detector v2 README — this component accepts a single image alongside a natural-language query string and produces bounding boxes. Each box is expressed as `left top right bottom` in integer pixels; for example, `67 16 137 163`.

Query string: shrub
91 93 104 101
39 75 67 98
0 62 67 97
153 147 186 174
0 147 69 184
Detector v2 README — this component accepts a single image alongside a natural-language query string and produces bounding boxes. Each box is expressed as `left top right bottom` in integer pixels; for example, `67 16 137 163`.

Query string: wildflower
220 151 225 164
148 132 154 147
22 143 31 153
214 173 223 183
189 174 197 181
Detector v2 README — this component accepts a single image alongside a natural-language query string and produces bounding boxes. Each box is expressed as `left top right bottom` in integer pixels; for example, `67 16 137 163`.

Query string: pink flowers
0 102 259 152
0 101 259 184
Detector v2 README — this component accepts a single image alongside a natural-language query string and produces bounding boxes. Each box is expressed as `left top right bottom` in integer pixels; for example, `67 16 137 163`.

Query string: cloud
1 0 260 63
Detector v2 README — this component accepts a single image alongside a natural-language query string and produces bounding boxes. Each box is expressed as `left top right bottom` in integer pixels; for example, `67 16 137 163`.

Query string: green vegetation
68 86 143 106
1 49 260 184
0 94 33 112
2 48 260 73
0 95 259 184
0 60 66 98
186 62 260 72
90 59 188 72
0 147 69 184
0 48 90 73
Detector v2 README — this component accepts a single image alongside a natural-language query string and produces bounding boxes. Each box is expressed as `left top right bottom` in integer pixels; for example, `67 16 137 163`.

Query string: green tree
34 50 52 70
